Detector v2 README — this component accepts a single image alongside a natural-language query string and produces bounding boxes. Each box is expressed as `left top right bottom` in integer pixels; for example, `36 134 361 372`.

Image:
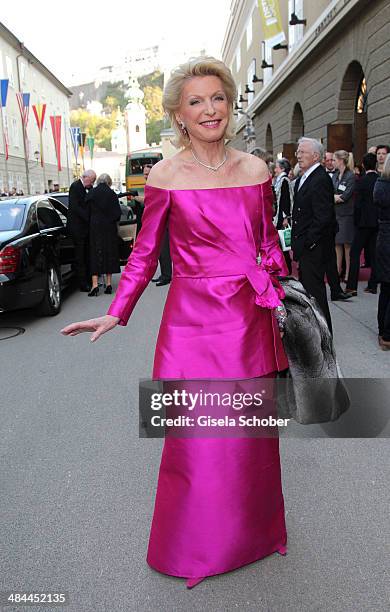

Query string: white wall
0 38 72 170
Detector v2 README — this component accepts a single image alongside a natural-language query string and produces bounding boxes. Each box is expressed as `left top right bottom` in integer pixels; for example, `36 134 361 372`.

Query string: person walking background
324 151 336 178
332 150 356 283
376 145 390 175
67 169 96 291
85 173 121 297
151 225 172 286
292 137 337 333
131 164 153 235
130 163 172 286
373 154 390 350
322 152 352 302
345 153 379 296
273 157 292 274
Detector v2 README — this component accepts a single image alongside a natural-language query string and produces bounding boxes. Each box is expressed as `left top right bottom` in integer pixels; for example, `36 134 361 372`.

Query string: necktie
298 174 306 190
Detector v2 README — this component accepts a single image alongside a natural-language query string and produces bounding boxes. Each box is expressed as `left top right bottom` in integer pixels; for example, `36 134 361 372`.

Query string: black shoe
364 286 377 294
152 276 162 283
156 278 171 287
88 287 99 297
104 285 112 294
331 291 353 301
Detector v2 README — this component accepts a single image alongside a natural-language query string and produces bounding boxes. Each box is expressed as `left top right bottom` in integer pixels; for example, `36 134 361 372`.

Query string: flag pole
40 130 47 192
15 57 31 194
64 118 71 185
22 121 31 193
0 105 9 192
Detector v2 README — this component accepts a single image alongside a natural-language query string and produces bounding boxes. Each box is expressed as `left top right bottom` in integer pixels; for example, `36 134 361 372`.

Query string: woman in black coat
85 173 121 296
373 154 390 350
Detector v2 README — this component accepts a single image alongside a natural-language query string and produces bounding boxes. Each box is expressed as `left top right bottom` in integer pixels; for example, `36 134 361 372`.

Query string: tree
142 85 164 123
138 70 164 90
102 81 127 113
70 108 117 151
146 119 165 146
138 71 165 144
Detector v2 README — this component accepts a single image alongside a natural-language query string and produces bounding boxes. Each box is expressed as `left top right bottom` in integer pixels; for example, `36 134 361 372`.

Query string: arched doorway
329 61 367 163
265 124 273 159
291 103 304 143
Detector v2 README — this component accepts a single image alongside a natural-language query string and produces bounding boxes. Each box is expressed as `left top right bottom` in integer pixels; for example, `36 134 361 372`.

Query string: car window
49 197 68 225
130 157 159 174
130 159 143 174
37 200 64 230
0 203 25 231
52 194 69 207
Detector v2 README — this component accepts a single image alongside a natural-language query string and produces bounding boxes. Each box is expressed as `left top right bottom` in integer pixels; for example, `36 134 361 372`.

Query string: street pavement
0 274 389 612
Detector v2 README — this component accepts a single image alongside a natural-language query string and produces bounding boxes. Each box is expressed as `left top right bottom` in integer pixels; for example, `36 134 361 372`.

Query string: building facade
0 22 72 194
222 0 390 163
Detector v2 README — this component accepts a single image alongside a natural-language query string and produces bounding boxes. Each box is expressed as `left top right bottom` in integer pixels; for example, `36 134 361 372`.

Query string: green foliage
138 70 165 143
146 119 165 145
71 71 166 149
142 85 164 123
70 108 117 151
102 81 127 112
138 70 164 90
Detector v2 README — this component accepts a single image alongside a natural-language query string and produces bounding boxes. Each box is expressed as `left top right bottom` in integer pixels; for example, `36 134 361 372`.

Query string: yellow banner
258 0 285 46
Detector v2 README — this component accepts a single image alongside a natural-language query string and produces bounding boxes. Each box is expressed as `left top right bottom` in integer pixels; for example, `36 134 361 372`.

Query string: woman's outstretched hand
60 314 120 343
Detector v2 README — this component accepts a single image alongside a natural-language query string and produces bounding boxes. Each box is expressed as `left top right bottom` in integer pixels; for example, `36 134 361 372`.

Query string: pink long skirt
146 374 287 579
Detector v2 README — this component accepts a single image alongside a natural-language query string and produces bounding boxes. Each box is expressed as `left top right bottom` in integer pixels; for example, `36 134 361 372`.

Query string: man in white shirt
324 151 336 178
291 138 337 332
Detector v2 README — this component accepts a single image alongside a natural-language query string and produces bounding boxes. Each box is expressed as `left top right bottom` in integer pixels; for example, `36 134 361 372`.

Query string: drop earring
178 119 190 141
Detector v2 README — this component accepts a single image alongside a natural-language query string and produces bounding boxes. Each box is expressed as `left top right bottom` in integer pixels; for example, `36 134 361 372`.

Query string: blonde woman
332 150 356 281
61 57 289 588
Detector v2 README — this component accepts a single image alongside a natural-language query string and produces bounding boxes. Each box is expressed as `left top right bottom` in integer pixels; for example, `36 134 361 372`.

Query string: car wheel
36 264 62 316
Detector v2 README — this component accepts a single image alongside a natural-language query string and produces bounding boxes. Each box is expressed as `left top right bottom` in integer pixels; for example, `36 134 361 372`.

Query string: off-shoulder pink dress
107 178 289 580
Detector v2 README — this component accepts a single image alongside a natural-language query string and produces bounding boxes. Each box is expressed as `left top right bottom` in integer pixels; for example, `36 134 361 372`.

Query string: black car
48 191 69 207
0 195 75 316
50 191 137 264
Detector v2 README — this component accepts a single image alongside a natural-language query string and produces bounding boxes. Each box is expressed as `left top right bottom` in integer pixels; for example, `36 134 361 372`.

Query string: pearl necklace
191 147 228 172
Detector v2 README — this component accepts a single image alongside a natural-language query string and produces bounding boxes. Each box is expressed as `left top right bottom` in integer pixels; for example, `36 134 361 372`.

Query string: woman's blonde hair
382 153 390 178
334 150 354 171
163 56 237 148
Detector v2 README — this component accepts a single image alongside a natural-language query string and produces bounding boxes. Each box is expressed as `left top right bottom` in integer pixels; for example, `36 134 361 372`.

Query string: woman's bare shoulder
146 153 184 189
146 159 173 188
229 148 270 184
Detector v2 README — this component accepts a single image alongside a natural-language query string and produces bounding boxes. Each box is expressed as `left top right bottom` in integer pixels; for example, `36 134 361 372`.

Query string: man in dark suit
131 164 153 236
345 153 379 295
292 138 337 333
67 169 96 291
130 163 172 286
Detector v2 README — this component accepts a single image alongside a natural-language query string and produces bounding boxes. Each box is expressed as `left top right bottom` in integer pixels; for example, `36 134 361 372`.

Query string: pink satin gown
107 178 289 580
